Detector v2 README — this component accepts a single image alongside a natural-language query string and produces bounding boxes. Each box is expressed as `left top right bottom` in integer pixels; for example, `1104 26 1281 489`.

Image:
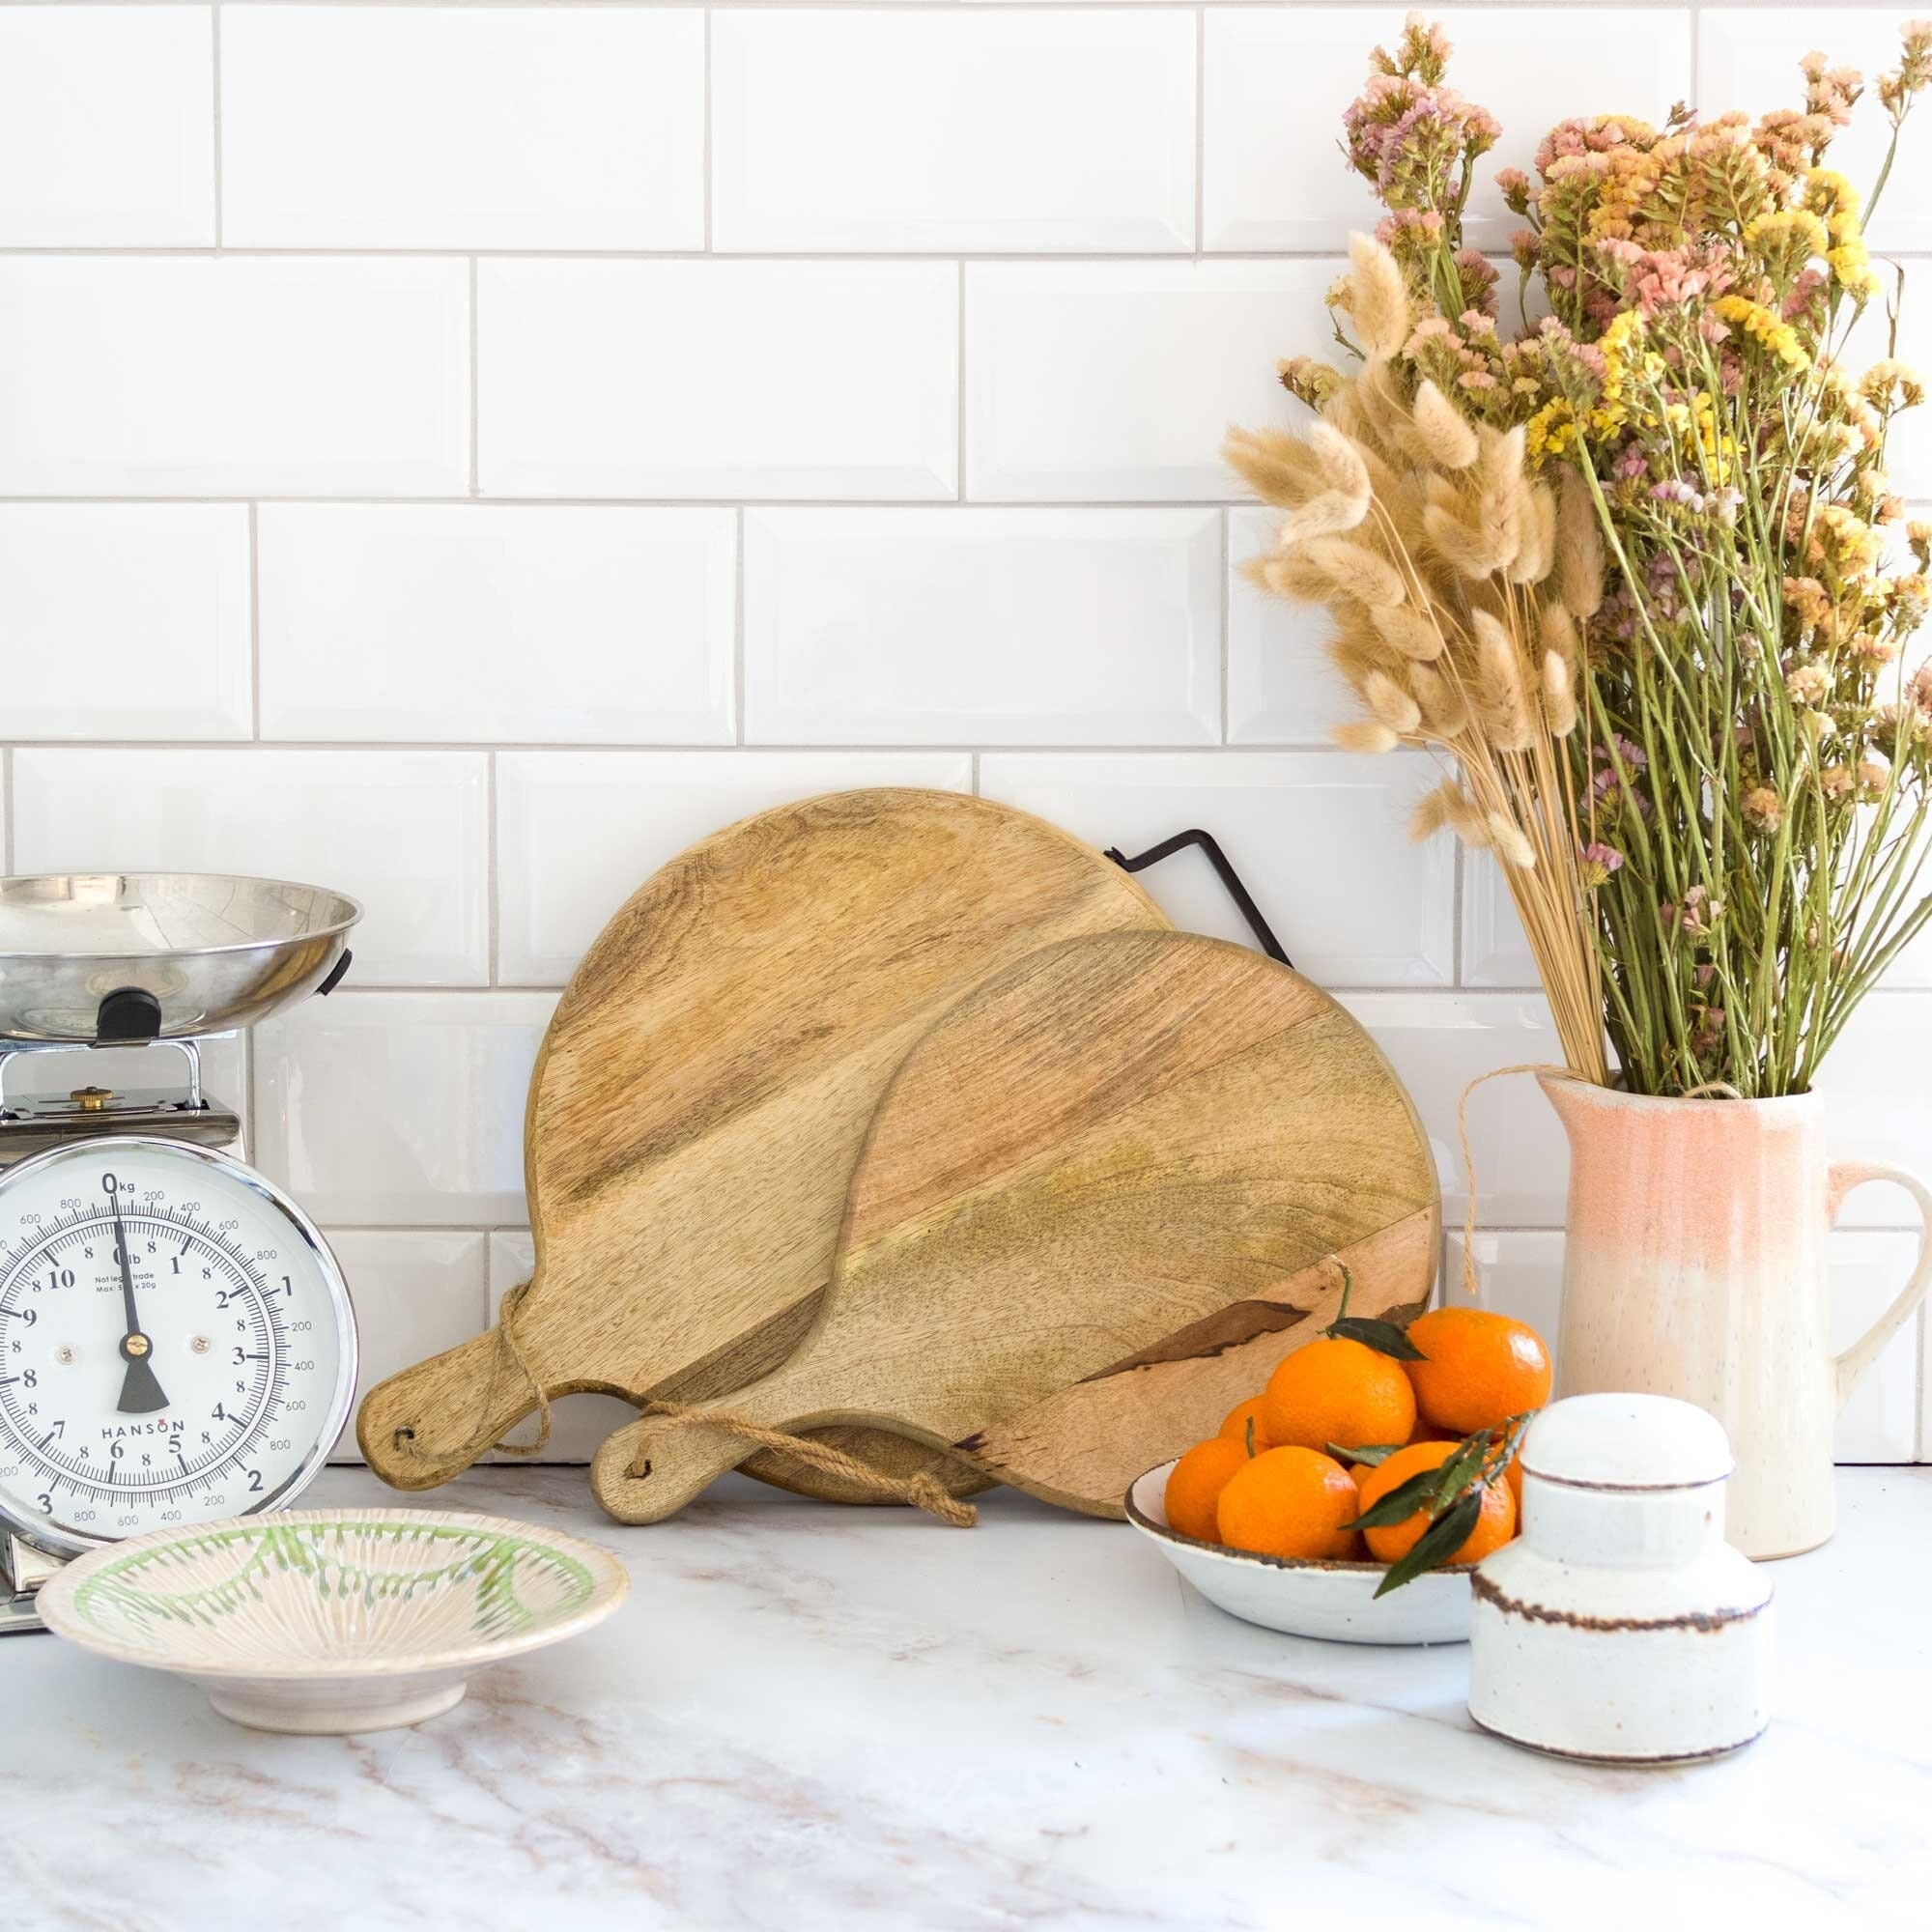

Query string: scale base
0 1534 63 1635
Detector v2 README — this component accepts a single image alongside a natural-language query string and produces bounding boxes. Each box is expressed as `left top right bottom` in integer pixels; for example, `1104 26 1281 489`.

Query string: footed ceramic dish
1126 1460 1472 1645
36 1508 629 1735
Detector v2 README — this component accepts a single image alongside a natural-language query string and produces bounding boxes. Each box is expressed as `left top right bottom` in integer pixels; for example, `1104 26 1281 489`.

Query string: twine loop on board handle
1455 1065 1745 1300
624 1406 980 1528
387 1281 979 1526
388 1279 554 1468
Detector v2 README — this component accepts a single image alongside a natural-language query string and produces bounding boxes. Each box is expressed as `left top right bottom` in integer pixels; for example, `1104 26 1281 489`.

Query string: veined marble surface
4 1463 1929 1931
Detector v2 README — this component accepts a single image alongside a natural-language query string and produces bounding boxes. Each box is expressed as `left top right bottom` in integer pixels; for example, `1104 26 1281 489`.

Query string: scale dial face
0 1138 355 1555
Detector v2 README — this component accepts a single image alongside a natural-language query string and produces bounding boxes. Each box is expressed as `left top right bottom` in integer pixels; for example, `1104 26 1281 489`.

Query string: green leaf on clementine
1374 1491 1482 1598
1326 1440 1402 1466
1342 1463 1445 1531
1327 1316 1428 1360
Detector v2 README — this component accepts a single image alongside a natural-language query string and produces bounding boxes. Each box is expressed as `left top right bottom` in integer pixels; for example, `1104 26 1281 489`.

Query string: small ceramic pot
1467 1394 1773 1766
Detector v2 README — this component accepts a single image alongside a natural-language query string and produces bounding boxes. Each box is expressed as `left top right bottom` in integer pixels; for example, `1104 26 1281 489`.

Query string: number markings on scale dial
0 1144 350 1548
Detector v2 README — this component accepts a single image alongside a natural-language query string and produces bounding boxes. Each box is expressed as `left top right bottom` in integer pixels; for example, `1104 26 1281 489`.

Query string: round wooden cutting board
592 929 1439 1524
357 789 1169 1499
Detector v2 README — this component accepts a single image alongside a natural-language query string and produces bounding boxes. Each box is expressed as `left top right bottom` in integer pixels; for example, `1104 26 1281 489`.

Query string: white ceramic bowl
37 1507 629 1735
1125 1460 1472 1645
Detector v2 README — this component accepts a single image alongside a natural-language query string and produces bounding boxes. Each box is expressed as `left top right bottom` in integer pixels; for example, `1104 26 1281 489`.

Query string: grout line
485 751 499 985
1 748 11 871
701 6 714 252
1451 844 1465 985
246 501 261 737
1192 6 1206 258
955 260 967 500
210 4 223 249
1217 508 1230 745
732 506 747 743
468 257 480 497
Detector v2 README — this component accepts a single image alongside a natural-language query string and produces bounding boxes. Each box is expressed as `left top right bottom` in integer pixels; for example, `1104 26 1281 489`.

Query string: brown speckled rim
1469 1708 1767 1766
1123 1457 1475 1579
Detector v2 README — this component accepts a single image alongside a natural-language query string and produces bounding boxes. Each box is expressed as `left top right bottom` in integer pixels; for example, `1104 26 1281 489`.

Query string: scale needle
109 1189 169 1414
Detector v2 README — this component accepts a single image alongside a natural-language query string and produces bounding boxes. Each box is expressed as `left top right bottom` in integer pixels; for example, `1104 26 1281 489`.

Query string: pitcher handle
1829 1160 1932 1407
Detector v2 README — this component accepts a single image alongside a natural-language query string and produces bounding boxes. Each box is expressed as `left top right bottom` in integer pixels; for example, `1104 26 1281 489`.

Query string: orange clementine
1216 1394 1273 1453
1215 1446 1361 1561
1504 1453 1524 1512
1164 1436 1251 1542
1261 1335 1416 1458
1355 1438 1516 1565
1403 1308 1552 1435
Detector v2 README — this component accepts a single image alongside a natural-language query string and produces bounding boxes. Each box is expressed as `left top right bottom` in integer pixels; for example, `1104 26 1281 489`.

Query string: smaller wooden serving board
592 929 1438 1522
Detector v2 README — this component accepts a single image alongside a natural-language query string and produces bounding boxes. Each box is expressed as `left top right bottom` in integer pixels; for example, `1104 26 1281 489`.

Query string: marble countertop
5 1463 1929 1930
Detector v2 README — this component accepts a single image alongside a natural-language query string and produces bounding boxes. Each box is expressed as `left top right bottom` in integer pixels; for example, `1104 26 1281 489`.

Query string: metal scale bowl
0 875 360 1631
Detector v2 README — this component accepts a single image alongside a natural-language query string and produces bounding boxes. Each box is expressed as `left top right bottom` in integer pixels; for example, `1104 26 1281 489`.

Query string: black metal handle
315 949 353 998
1105 831 1291 969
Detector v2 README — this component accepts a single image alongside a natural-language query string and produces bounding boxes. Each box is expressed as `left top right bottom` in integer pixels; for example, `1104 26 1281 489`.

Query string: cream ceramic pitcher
1538 1075 1932 1559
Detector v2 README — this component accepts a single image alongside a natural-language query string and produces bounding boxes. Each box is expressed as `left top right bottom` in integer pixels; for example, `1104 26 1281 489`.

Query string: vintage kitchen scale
0 873 361 1633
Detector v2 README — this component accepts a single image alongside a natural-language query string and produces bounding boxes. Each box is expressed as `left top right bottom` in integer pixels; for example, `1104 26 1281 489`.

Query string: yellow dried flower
1742 784 1784 834
1713 295 1810 371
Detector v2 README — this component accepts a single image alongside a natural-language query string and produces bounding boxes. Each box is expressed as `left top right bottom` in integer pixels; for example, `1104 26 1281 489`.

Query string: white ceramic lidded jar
1467 1393 1774 1765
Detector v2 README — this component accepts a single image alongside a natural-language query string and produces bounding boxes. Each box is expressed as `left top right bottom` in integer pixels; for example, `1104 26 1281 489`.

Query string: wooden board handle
591 1352 904 1524
356 1327 542 1490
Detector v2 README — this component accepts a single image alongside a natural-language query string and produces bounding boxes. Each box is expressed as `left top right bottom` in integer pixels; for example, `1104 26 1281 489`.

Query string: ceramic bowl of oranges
1126 1278 1552 1646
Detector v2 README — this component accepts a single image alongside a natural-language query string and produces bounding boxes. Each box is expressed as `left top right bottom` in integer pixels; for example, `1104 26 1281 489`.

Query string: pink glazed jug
1538 1075 1932 1559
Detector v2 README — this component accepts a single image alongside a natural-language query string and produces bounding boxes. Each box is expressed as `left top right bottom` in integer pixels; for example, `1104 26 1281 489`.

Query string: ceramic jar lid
1518 1391 1734 1490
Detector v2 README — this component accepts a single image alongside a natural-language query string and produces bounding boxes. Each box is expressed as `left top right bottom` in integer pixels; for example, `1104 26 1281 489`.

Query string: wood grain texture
592 930 1438 1524
356 789 1168 1494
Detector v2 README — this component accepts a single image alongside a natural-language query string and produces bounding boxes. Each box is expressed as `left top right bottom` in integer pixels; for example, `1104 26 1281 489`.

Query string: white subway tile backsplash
222 6 704 252
712 9 1194 253
979 751 1456 985
0 259 469 498
0 506 251 741
965 262 1328 501
257 506 735 745
0 6 213 246
1701 10 1932 255
484 1231 639 1463
496 751 972 986
478 260 957 500
253 993 554 1228
743 509 1221 745
1446 1228 1925 1463
11 750 489 987
1203 9 1692 254
1226 506 1355 746
1338 994 1570 1226
326 1231 488 1463
2 1 1923 1464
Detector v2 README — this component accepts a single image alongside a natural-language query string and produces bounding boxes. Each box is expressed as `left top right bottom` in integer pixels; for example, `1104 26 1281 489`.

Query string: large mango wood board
591 930 1438 1524
356 789 1170 1501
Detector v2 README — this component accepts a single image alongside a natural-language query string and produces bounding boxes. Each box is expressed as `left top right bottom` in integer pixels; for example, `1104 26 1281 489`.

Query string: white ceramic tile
1832 1233 1925 1462
257 506 735 745
1204 9 1692 253
478 260 957 500
0 258 468 497
979 751 1456 985
1444 1228 1923 1462
1701 10 1932 253
0 6 213 245
1443 1231 1567 1358
222 6 703 249
965 262 1330 501
0 506 251 741
1226 506 1358 746
743 509 1221 745
496 751 972 986
484 1231 639 1463
1817 994 1932 1229
11 750 489 988
324 1231 488 1463
712 9 1194 252
1462 851 1540 989
253 993 554 1228
1336 993 1570 1226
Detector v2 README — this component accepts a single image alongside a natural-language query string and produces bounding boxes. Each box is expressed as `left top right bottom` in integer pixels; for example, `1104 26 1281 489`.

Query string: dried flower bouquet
1232 14 1932 1097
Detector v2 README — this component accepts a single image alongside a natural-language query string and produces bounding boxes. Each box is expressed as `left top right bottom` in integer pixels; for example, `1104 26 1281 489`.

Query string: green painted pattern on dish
70 1519 596 1640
